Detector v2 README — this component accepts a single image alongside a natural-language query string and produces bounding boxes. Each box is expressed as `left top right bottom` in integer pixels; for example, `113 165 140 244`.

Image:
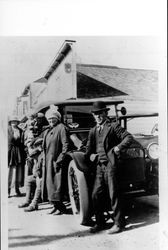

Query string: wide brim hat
8 115 20 124
91 101 110 113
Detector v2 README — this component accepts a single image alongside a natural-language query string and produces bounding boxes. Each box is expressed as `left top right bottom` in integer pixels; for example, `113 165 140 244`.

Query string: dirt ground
5 187 160 250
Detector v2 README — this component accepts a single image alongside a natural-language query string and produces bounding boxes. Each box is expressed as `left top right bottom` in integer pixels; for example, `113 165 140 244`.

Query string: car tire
68 159 90 224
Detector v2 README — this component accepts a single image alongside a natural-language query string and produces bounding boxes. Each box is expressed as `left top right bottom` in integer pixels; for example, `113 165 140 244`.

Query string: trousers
8 165 20 192
92 161 125 227
25 175 42 206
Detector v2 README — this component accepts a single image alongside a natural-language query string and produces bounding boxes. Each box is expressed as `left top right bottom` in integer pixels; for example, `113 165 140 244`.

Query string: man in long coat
42 108 70 215
85 101 133 234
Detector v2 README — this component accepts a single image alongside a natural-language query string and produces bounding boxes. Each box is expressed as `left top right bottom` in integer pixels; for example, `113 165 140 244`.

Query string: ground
6 187 160 250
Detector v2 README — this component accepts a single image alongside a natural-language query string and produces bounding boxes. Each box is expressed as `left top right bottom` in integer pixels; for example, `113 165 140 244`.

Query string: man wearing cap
85 101 133 234
24 112 48 176
42 108 70 215
18 112 48 211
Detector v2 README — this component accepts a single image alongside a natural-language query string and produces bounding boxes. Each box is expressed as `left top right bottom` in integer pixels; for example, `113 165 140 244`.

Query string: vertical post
71 41 77 99
115 104 119 122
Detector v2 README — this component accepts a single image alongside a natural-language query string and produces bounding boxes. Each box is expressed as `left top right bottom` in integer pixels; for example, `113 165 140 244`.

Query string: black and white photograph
0 1 167 250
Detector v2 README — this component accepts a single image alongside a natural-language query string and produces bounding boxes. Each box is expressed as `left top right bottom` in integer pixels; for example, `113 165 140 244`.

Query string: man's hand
90 154 98 162
113 146 120 155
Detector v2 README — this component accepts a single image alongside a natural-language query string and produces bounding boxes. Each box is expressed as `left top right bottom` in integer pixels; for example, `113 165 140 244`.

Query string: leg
90 165 106 233
31 177 42 205
106 160 125 234
15 164 21 195
18 175 36 208
8 166 14 196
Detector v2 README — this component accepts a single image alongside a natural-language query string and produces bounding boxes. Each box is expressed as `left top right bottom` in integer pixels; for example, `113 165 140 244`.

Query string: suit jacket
85 120 133 166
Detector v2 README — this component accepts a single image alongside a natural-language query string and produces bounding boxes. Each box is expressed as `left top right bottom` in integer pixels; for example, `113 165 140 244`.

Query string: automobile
30 99 158 225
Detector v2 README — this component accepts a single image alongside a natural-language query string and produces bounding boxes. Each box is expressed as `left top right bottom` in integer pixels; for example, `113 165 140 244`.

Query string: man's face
10 121 19 127
36 117 43 126
93 111 107 125
48 117 59 128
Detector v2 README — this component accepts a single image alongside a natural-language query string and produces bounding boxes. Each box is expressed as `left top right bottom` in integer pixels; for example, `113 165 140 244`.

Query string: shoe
15 192 22 197
18 202 30 208
24 204 38 212
107 224 123 234
15 189 22 196
58 203 67 214
81 219 95 227
90 224 105 233
53 210 62 215
48 206 57 214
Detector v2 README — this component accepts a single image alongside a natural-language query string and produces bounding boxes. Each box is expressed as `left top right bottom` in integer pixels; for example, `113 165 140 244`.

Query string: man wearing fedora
85 101 133 234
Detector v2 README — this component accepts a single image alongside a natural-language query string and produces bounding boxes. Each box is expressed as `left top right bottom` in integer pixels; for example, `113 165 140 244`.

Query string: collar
97 119 108 129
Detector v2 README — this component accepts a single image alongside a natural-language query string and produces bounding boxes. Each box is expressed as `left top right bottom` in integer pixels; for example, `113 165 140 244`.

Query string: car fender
68 151 91 173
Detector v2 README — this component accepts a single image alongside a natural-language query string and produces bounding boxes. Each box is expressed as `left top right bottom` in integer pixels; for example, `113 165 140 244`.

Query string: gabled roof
77 64 158 101
22 78 47 95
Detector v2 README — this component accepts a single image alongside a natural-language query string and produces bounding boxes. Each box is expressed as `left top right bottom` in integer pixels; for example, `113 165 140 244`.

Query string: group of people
8 101 133 234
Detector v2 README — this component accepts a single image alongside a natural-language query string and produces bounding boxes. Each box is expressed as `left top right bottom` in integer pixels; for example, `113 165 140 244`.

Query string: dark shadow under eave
77 72 128 99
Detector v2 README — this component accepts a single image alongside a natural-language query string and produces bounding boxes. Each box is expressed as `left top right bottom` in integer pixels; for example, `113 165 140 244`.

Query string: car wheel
68 159 90 224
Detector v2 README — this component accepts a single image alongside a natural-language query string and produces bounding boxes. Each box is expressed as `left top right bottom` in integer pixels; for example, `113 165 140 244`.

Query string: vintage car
31 99 158 224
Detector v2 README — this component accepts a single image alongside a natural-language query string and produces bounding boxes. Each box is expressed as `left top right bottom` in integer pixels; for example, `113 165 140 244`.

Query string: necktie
98 125 102 134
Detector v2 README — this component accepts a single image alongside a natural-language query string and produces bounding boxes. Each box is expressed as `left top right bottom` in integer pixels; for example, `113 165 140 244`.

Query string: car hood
133 134 158 149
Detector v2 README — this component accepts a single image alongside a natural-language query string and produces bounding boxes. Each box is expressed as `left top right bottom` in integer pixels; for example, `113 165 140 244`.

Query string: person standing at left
42 108 70 215
8 116 26 197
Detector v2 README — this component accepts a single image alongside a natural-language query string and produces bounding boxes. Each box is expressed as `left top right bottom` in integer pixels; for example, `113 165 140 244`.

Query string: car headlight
147 142 159 160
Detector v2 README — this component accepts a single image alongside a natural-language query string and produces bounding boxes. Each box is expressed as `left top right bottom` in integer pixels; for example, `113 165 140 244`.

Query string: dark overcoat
41 123 69 202
8 125 26 186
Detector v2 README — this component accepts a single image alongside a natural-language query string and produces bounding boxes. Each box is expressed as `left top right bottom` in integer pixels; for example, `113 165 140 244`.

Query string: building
15 40 158 120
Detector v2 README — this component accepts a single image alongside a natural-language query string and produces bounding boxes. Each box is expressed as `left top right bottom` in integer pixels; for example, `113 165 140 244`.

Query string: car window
63 104 117 129
126 116 158 135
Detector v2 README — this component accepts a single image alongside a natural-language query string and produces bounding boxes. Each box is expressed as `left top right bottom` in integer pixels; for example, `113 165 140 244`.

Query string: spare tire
68 160 90 224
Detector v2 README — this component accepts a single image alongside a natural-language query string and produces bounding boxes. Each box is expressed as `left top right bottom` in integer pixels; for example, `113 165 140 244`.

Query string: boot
15 188 22 197
18 202 30 208
24 204 38 212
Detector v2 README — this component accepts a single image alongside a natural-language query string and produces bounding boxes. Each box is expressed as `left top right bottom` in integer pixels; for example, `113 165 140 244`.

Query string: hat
91 101 110 113
36 112 44 118
45 109 61 121
8 115 20 123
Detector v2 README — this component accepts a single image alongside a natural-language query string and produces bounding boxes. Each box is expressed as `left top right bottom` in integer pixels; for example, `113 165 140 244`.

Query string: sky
0 0 166 116
0 36 162 114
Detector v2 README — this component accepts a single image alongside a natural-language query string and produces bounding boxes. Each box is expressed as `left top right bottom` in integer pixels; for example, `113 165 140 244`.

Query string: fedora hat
91 101 110 113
